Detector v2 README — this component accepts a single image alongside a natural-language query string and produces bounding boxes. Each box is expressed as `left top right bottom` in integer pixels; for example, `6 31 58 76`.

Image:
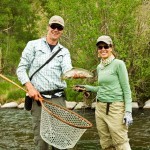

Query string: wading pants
31 97 68 150
95 101 131 150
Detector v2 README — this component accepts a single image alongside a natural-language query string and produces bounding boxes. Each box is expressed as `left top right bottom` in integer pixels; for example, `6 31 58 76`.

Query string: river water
0 108 150 150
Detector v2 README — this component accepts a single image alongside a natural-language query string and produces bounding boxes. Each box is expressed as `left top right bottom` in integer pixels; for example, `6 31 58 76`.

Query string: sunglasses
50 23 64 31
97 45 110 50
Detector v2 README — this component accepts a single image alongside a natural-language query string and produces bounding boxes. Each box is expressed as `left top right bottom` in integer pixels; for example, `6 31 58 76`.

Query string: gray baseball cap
49 15 64 27
96 35 113 45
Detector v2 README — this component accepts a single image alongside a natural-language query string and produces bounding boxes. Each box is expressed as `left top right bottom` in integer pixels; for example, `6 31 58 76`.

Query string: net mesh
40 100 92 149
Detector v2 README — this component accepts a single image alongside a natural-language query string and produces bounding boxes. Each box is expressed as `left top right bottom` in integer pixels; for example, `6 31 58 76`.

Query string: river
0 108 150 150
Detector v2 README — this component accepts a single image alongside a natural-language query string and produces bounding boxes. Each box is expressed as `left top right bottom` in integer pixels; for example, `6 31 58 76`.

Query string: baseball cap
96 35 113 45
49 15 64 27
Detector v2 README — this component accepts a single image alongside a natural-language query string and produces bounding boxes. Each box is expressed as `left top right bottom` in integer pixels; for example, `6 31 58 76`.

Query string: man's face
47 23 64 41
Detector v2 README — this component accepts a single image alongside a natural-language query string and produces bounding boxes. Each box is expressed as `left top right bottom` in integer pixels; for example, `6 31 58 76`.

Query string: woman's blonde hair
110 44 117 58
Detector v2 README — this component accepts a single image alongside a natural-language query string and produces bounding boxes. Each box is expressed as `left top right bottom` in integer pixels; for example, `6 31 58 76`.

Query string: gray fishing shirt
16 37 73 92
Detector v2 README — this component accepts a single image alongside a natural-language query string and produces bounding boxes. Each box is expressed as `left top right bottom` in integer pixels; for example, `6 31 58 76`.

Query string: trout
62 68 93 79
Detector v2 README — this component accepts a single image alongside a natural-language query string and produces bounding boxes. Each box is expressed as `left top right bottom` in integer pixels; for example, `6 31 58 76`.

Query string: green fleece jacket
85 59 132 112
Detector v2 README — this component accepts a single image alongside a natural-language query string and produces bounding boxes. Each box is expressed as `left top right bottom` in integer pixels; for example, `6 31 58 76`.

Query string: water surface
0 108 150 150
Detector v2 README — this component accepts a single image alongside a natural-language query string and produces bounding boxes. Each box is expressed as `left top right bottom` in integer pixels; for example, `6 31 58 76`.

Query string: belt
106 102 112 115
98 101 112 115
40 89 65 99
40 89 64 95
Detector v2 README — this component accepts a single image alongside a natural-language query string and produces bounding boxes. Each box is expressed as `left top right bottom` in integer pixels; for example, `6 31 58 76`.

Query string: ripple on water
0 108 150 150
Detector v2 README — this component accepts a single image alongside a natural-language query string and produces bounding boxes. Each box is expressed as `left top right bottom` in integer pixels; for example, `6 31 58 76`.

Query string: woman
74 35 133 150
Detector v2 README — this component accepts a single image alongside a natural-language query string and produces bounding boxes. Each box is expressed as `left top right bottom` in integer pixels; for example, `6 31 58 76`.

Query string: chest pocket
56 55 63 63
32 50 48 68
48 54 63 70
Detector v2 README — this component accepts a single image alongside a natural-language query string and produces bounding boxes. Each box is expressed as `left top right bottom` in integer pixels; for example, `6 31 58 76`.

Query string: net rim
41 99 93 129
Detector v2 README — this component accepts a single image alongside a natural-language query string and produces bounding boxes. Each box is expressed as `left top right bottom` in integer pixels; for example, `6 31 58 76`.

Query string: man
16 15 73 150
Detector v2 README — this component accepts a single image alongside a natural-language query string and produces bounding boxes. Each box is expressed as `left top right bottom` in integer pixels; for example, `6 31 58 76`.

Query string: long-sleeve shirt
16 37 73 92
84 59 132 112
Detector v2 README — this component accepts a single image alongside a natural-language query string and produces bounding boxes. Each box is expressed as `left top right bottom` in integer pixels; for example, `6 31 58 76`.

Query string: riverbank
0 100 150 110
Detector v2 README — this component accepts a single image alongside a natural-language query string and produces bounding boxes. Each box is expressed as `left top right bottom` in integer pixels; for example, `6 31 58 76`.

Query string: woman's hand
73 85 91 98
123 111 133 127
73 85 86 92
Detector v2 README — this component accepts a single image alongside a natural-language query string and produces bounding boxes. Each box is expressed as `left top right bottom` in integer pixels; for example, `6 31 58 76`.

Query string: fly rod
0 74 27 92
0 73 93 129
0 74 43 103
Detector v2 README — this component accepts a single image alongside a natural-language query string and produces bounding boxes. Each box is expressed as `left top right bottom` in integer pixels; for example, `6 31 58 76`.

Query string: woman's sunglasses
50 23 64 31
98 45 110 50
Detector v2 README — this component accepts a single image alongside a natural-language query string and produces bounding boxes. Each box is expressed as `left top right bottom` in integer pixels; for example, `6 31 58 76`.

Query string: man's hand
72 73 87 79
123 111 133 127
25 82 42 101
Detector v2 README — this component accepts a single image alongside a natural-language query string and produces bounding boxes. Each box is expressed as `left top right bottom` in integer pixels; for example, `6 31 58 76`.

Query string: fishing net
40 99 92 149
0 74 92 149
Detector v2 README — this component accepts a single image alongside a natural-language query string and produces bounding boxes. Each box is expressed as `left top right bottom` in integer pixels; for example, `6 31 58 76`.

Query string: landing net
40 99 92 149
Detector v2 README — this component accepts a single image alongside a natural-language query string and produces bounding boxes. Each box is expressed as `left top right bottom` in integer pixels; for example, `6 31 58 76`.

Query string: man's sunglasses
50 23 64 31
98 45 110 50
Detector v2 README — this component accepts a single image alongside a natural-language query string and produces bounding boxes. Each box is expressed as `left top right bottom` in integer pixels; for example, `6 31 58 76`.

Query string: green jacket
85 59 132 112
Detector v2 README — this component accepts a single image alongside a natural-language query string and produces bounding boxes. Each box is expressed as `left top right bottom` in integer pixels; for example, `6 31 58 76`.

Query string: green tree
0 0 39 75
0 0 149 103
42 0 150 103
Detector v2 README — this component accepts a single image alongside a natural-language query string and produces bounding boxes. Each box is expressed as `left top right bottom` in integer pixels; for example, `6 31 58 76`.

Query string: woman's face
97 42 113 59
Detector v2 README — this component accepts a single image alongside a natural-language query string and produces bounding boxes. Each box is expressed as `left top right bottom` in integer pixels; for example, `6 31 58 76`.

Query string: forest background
0 0 150 106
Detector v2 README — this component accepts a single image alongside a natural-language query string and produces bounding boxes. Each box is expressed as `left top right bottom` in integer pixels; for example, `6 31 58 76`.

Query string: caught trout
62 68 93 80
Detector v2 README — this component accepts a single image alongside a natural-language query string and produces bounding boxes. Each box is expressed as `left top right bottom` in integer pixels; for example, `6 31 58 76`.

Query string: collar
42 37 64 49
99 55 115 69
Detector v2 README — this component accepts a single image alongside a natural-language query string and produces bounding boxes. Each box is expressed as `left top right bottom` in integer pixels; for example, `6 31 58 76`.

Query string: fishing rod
0 74 27 92
0 73 93 129
0 74 45 104
0 73 92 108
0 74 85 96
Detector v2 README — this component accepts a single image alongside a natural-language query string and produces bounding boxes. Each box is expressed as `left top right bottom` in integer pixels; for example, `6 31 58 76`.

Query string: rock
74 102 87 109
1 100 149 110
91 102 96 109
18 103 25 109
1 102 18 108
132 102 139 108
143 99 150 108
66 101 77 109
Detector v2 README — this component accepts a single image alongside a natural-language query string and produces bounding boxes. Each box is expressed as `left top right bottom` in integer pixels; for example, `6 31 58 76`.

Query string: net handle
0 74 93 129
41 99 93 129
